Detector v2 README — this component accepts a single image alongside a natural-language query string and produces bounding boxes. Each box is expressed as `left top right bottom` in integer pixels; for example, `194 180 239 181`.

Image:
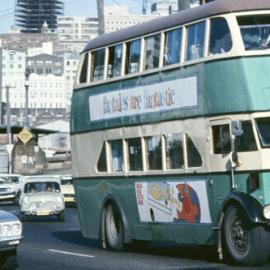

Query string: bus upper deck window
79 53 88 84
126 39 141 74
90 49 105 82
108 44 123 78
237 15 270 50
186 21 206 61
209 18 232 55
164 28 182 66
144 34 161 70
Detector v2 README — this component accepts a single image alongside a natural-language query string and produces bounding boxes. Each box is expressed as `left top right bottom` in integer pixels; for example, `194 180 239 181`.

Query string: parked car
0 174 24 204
20 176 65 221
60 175 76 204
0 209 23 269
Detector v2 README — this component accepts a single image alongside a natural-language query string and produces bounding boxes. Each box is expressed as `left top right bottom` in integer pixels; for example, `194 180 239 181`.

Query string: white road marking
48 249 95 258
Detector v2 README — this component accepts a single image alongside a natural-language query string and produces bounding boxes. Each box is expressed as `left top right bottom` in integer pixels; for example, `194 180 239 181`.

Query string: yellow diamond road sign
17 128 33 144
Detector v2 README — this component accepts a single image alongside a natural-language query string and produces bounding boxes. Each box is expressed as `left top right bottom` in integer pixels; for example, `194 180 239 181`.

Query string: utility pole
24 71 30 127
5 83 15 174
97 0 105 35
6 84 11 145
178 0 190 11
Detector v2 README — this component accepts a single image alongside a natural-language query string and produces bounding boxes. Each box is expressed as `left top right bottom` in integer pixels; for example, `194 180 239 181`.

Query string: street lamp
5 83 11 145
24 70 30 127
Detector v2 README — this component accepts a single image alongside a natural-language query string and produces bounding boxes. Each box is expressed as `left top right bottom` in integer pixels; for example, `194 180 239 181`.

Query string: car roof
0 174 23 177
23 175 60 184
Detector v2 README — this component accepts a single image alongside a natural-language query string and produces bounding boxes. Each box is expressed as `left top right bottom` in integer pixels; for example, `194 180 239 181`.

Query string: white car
0 209 23 269
60 175 76 204
20 176 65 221
0 174 24 204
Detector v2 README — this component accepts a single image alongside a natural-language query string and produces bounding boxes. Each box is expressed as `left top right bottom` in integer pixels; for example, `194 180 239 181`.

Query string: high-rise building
15 0 64 33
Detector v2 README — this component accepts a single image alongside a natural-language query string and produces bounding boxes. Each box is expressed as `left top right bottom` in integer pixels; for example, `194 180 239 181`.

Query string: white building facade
104 5 159 33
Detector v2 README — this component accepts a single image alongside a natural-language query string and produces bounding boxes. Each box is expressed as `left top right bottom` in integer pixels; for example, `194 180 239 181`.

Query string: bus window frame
77 52 90 85
77 15 239 89
234 10 270 55
90 47 107 82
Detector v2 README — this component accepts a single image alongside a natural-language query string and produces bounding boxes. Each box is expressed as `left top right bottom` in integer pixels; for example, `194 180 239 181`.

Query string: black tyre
0 249 17 270
105 204 124 251
223 205 270 266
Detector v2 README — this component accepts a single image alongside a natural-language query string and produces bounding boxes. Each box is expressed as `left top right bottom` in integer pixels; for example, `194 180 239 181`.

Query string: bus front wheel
223 205 270 266
105 204 124 251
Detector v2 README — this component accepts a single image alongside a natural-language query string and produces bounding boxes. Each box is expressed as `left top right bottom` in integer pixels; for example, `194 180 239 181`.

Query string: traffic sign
17 128 33 144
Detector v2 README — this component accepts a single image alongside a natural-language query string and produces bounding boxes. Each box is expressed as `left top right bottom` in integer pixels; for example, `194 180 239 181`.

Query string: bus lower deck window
165 133 184 169
145 136 162 170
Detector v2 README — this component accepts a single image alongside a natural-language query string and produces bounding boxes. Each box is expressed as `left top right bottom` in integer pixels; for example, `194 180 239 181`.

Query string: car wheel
105 204 124 251
58 212 65 222
0 249 17 270
223 205 270 266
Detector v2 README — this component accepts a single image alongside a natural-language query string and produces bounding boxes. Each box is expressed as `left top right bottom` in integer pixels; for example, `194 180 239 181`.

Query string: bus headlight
263 205 270 220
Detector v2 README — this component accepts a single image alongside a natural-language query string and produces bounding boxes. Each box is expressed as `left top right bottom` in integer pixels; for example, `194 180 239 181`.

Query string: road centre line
48 249 95 258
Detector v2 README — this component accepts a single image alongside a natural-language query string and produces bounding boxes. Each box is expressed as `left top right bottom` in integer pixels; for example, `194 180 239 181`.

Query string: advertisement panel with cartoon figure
135 180 212 224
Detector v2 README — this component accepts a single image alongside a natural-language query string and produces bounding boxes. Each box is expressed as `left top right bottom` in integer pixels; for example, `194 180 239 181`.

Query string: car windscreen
24 182 60 193
60 179 73 185
0 176 19 184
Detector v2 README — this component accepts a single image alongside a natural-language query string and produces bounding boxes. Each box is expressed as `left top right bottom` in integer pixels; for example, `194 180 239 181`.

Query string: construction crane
97 0 105 35
142 0 148 14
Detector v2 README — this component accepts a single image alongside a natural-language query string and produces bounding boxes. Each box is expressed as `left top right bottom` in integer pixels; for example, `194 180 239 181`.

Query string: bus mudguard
222 191 264 224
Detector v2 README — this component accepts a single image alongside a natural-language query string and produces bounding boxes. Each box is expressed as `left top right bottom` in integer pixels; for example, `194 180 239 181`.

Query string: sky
0 0 142 34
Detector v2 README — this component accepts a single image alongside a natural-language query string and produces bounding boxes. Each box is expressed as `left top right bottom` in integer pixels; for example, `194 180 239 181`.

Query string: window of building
90 49 105 82
144 34 160 70
186 21 206 61
127 138 142 171
126 39 141 74
212 124 231 154
165 133 184 169
110 140 123 172
186 135 202 167
145 136 162 170
164 28 182 66
107 44 123 78
209 17 232 55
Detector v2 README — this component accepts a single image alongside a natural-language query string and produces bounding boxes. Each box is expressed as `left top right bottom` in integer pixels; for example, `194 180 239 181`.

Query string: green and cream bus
71 0 270 266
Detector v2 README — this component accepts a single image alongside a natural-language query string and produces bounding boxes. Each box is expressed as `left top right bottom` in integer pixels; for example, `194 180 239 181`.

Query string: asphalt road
1 202 270 270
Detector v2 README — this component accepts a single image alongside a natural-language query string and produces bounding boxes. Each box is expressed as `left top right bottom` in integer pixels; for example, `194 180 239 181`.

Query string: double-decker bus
71 0 270 266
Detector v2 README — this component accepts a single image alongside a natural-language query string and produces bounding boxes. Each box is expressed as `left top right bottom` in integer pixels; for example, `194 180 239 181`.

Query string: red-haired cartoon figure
175 183 200 223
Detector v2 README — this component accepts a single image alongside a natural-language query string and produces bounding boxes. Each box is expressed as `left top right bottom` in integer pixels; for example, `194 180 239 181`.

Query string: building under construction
15 0 64 33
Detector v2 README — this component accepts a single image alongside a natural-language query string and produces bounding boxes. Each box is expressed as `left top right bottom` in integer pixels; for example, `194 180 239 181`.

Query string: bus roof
83 0 270 53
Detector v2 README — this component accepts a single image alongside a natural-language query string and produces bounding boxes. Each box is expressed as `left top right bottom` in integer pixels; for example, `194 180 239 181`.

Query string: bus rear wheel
223 205 270 266
105 204 124 251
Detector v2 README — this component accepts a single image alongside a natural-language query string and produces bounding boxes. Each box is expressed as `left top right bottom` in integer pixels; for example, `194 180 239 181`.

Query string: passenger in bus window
164 47 172 65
